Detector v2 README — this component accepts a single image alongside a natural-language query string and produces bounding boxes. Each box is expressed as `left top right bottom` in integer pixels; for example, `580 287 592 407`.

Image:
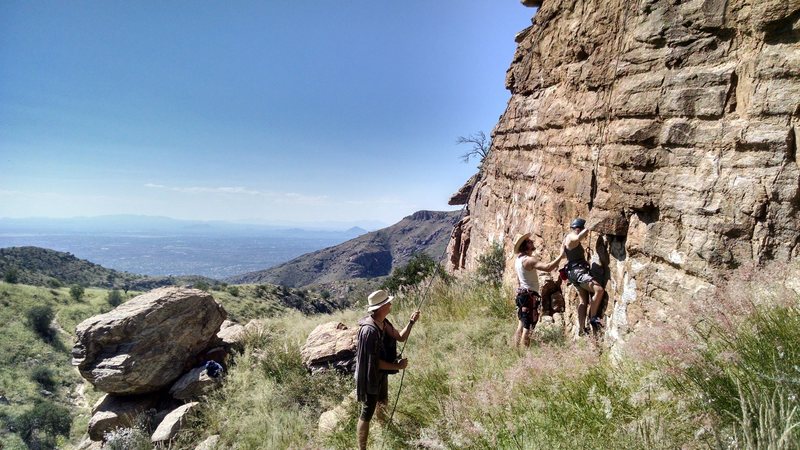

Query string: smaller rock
318 391 356 435
0 395 8 405
88 394 159 441
194 434 220 450
300 322 358 373
169 366 222 400
216 320 246 348
151 402 199 443
40 389 53 397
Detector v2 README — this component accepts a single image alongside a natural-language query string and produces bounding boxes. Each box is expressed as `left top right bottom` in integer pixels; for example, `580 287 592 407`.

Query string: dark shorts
515 290 541 330
360 376 388 421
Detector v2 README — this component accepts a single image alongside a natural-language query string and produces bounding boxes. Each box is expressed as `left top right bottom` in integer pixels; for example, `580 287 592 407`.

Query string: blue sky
0 1 535 226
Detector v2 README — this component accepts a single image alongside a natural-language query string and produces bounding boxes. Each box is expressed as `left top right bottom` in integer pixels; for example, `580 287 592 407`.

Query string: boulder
87 393 159 441
318 391 357 435
151 402 199 443
194 434 220 450
216 320 246 349
300 322 358 373
169 366 222 400
72 287 226 395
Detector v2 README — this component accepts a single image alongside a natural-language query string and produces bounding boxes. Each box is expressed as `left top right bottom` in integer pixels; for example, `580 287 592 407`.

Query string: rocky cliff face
449 0 800 345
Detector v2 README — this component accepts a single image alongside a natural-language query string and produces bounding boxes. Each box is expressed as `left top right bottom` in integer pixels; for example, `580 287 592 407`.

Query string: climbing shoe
589 316 603 329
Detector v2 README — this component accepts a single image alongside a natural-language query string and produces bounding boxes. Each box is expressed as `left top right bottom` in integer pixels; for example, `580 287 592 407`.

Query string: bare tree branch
456 131 491 164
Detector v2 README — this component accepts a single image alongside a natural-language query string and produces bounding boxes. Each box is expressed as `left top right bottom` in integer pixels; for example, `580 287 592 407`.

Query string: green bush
227 286 240 297
195 281 210 292
3 266 19 284
104 426 152 450
14 400 71 449
382 253 449 293
476 242 505 286
69 284 84 301
106 289 123 307
26 305 55 340
30 366 57 391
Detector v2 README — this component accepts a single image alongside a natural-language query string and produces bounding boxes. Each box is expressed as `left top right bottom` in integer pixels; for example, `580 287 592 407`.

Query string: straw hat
513 232 532 254
366 289 394 312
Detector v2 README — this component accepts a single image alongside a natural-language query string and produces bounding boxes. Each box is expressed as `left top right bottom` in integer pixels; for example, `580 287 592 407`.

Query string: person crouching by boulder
355 289 420 450
563 218 605 334
512 233 564 347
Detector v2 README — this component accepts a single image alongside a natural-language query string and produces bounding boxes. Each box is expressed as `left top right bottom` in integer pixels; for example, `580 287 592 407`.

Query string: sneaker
589 316 603 328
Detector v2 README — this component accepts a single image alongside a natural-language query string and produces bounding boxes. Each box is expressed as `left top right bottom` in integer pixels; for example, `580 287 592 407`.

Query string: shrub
30 366 57 391
382 253 449 293
69 284 85 301
26 305 55 340
320 290 331 300
106 289 124 307
47 277 62 288
227 286 240 297
679 304 800 447
3 267 19 284
104 426 152 450
195 281 210 292
14 400 71 449
476 242 505 286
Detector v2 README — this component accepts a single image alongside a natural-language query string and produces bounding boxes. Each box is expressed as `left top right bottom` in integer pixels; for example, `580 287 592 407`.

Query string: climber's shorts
573 272 599 293
360 379 388 421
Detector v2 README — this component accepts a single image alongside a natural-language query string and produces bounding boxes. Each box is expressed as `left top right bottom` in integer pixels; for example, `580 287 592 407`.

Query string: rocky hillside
449 0 800 344
0 246 219 290
228 210 461 287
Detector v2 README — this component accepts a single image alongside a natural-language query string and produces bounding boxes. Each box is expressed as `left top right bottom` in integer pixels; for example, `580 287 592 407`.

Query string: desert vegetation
2 259 798 449
178 261 800 449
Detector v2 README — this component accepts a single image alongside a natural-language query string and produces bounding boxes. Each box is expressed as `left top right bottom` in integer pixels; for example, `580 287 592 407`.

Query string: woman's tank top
565 242 587 266
515 255 540 292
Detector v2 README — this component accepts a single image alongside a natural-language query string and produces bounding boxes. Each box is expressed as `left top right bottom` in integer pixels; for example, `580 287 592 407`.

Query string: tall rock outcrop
449 0 800 344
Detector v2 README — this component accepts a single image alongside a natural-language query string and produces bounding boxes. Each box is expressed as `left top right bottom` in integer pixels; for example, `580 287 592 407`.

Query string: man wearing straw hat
512 232 563 347
355 289 421 450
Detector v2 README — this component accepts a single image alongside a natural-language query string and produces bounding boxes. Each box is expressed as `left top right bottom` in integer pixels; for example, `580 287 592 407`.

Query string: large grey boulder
300 322 358 373
87 393 159 441
72 287 226 395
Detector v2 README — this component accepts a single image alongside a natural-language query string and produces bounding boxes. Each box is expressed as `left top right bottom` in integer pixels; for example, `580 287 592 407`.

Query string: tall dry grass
181 262 800 449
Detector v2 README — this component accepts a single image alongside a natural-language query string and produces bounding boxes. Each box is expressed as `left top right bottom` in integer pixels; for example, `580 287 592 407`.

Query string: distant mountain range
0 246 219 291
0 215 373 238
226 210 462 287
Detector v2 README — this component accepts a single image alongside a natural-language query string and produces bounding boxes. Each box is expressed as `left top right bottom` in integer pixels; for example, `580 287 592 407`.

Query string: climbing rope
379 202 469 449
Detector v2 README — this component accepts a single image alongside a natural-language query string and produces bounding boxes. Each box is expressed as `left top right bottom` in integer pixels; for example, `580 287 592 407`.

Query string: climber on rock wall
562 218 606 334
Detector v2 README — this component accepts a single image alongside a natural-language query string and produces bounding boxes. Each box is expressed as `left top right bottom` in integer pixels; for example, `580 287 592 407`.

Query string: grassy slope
0 280 350 448
181 263 800 450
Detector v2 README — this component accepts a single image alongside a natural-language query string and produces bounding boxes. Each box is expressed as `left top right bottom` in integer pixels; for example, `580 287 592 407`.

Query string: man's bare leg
514 320 523 347
357 419 369 450
521 328 531 347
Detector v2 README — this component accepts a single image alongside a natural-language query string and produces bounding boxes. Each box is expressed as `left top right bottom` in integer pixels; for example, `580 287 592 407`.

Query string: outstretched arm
523 248 564 272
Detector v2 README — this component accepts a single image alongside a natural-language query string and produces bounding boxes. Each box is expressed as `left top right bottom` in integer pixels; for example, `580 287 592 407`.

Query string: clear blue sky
0 1 535 226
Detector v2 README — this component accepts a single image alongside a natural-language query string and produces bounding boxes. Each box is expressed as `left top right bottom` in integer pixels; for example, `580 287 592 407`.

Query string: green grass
178 269 800 449
4 262 799 449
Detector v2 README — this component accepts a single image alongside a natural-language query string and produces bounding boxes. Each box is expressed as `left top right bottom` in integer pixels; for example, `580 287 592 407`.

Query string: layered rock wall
449 0 800 343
